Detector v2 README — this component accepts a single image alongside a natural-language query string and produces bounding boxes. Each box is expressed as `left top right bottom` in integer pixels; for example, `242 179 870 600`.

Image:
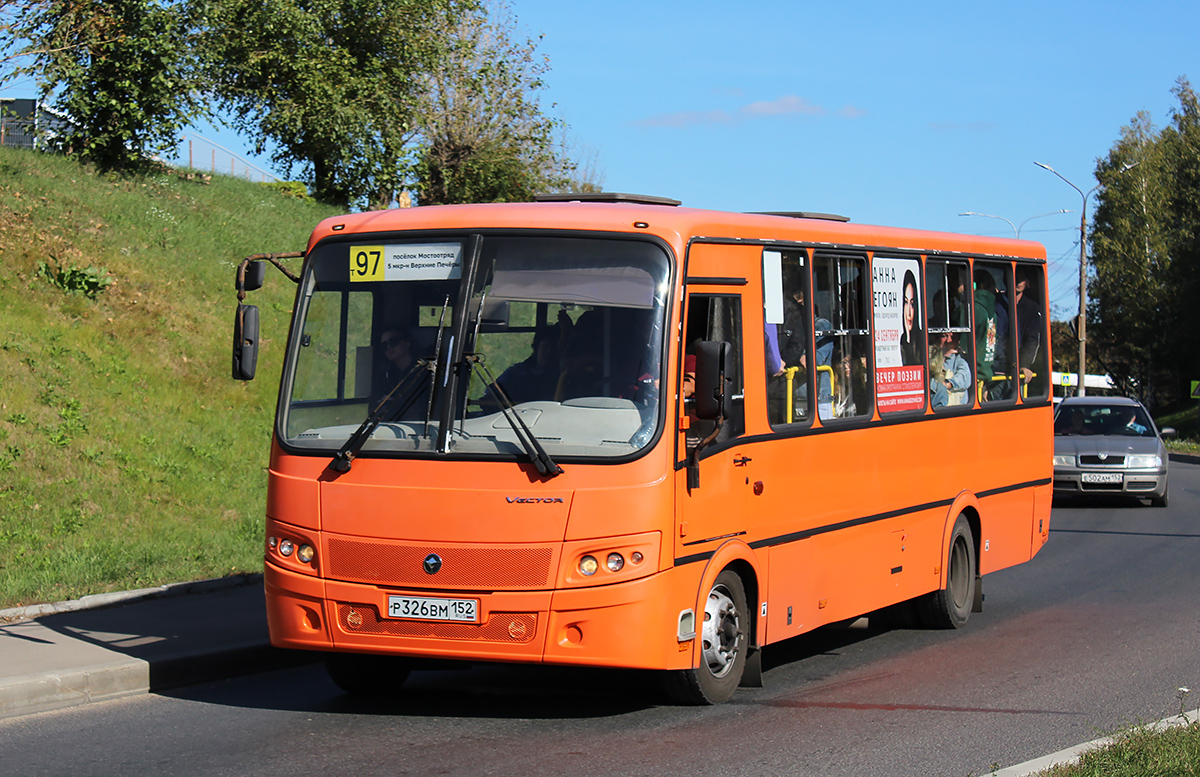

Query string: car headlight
1053 454 1075 467
1126 454 1161 469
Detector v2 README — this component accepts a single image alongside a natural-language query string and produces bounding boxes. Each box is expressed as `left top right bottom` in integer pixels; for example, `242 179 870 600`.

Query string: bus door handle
733 456 752 466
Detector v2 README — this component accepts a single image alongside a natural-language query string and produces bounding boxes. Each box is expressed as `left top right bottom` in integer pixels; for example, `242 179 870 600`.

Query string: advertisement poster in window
873 257 925 413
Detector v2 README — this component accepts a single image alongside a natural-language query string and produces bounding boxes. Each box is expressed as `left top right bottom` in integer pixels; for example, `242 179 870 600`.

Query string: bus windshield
280 234 671 461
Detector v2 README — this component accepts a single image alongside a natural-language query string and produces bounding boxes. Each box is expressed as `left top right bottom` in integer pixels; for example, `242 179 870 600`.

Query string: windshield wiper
329 363 431 473
424 295 453 441
469 355 562 478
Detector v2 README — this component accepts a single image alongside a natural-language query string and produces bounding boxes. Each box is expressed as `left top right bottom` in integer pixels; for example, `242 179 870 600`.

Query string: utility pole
1034 162 1137 396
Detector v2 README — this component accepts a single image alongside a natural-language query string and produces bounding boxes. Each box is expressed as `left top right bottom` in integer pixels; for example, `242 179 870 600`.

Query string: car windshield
279 234 671 461
1053 403 1156 438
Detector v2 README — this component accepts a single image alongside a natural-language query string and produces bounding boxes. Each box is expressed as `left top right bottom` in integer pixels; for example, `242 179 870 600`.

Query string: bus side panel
1031 482 1052 558
976 489 1037 574
764 540 816 644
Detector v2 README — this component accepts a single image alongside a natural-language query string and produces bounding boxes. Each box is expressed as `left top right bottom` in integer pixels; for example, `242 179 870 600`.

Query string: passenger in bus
372 327 429 419
481 324 562 407
555 310 605 400
972 269 999 385
899 269 924 366
831 347 868 417
1000 267 1043 386
555 308 656 401
928 332 972 408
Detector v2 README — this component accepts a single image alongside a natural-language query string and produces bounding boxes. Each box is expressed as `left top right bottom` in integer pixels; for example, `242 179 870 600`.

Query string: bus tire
919 514 976 629
325 652 411 696
662 570 748 705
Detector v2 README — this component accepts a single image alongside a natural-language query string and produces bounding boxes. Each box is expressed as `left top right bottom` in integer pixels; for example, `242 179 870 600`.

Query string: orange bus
232 193 1052 704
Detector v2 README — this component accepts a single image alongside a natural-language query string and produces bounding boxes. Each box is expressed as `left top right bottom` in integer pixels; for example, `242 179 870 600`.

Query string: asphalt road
3 463 1198 777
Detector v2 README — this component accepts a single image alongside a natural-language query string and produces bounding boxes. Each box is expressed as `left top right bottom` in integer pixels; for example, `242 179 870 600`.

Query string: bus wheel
919 515 976 629
662 570 748 704
325 652 411 696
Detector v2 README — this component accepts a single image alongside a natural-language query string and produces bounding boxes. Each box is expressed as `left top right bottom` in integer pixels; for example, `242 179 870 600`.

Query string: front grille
337 604 538 643
326 537 553 589
1079 454 1125 466
1127 480 1158 492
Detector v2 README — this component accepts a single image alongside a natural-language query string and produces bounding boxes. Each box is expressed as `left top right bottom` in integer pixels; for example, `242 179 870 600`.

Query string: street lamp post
1035 161 1137 397
959 209 1072 238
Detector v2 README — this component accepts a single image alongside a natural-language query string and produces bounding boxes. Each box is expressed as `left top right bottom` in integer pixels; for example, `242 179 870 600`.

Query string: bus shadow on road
165 659 671 719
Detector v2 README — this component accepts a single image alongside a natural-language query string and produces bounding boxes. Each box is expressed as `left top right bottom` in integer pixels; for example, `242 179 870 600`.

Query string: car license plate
1082 472 1123 484
387 595 478 623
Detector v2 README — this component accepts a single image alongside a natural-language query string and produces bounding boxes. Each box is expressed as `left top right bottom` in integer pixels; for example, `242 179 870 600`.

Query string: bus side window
1012 265 1048 400
926 260 973 410
763 249 811 426
685 293 744 443
815 254 871 420
973 262 1017 403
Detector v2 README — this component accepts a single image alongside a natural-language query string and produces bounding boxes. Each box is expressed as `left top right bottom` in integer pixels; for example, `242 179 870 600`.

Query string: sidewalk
0 575 315 720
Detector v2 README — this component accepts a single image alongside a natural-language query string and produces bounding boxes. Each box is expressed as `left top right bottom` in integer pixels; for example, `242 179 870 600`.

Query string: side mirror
232 303 259 380
237 260 265 293
1160 427 1177 439
693 340 732 421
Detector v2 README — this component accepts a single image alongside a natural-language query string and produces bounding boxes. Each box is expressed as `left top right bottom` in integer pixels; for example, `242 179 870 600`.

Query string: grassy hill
0 146 343 608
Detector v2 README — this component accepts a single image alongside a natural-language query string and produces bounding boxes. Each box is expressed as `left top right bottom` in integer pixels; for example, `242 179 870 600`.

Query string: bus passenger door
676 291 752 563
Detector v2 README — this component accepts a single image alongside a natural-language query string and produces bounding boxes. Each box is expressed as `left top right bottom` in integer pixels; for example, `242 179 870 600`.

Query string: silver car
1053 397 1174 507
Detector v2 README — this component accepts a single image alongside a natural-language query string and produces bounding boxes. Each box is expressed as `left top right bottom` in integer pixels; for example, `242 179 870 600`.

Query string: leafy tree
204 0 470 209
0 0 204 171
412 1 581 205
1090 77 1200 407
1159 78 1200 399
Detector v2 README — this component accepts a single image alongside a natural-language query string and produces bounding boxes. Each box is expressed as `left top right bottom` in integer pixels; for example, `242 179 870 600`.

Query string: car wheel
1150 480 1169 508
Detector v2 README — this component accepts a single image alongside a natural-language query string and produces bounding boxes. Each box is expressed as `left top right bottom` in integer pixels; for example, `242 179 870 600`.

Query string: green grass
1030 719 1200 776
1156 403 1200 453
0 146 343 608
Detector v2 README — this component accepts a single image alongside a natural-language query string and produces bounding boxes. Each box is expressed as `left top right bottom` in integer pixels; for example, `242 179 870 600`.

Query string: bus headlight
297 544 316 564
279 539 295 557
579 555 599 576
606 553 625 572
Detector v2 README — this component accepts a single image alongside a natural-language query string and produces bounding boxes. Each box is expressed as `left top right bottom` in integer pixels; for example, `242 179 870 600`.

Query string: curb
0 639 315 720
1168 451 1200 465
0 573 263 625
0 574 320 720
990 708 1200 776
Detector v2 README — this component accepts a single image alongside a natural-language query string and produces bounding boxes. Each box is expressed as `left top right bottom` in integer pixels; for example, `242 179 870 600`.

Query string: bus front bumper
264 561 697 671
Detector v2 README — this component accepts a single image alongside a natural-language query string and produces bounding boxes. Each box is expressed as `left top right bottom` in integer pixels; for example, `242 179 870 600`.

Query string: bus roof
307 197 1048 262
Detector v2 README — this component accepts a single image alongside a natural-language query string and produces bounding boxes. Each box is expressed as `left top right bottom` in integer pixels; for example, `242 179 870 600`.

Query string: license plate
1082 472 1123 484
387 595 478 623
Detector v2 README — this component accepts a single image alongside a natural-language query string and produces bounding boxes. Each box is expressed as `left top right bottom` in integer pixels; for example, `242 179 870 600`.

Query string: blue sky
502 0 1198 320
5 0 1196 320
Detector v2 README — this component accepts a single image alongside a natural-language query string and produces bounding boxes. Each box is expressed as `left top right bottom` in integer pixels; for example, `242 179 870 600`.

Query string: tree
1090 77 1200 407
1159 78 1200 400
0 0 204 171
204 0 470 209
412 1 582 205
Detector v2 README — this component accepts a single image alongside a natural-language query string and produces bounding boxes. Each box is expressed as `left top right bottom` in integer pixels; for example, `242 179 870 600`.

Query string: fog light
579 555 598 576
267 536 278 550
279 539 294 557
631 551 644 564
606 553 625 572
297 544 315 564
